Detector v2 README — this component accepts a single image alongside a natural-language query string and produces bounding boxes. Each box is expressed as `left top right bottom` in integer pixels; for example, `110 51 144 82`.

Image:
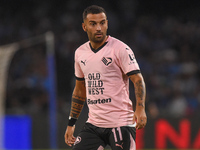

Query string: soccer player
64 5 147 150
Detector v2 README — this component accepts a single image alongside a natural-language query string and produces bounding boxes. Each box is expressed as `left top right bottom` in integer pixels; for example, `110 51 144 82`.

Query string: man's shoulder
76 41 90 52
108 36 129 49
109 36 122 43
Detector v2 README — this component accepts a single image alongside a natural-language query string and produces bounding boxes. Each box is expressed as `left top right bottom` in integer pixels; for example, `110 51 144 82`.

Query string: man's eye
101 22 105 25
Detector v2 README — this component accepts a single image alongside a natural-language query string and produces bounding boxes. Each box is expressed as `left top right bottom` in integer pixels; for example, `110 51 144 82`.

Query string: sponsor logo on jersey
81 60 86 66
87 98 111 104
129 54 135 61
88 73 104 95
101 57 112 66
128 54 135 65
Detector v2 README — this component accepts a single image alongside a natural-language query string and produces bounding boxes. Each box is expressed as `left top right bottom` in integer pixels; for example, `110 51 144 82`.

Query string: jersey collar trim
89 41 108 53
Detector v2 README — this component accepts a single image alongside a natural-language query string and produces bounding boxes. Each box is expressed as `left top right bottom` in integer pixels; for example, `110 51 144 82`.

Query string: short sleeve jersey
74 36 140 128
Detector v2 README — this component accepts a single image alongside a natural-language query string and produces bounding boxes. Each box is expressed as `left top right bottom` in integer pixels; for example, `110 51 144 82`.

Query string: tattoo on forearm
73 94 86 101
138 102 144 107
70 94 86 118
135 80 145 101
134 80 146 108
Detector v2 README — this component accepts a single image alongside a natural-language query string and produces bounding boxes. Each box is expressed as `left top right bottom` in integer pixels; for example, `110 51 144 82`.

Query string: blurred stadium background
0 0 200 149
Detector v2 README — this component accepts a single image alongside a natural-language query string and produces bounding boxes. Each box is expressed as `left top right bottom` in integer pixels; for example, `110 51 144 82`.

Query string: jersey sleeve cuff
126 70 141 76
75 76 85 81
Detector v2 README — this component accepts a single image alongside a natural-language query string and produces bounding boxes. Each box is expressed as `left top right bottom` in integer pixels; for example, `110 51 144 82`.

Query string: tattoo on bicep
70 94 86 118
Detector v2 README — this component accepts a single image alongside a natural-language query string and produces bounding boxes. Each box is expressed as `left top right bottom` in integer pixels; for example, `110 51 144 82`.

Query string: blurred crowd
1 0 200 118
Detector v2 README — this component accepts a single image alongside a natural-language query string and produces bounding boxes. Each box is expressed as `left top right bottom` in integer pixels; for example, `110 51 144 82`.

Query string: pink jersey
75 36 140 128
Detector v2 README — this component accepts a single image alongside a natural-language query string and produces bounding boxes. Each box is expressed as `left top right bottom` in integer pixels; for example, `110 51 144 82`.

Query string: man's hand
134 109 147 130
64 126 76 146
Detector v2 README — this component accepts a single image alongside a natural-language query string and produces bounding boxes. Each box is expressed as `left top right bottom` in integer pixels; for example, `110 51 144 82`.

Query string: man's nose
96 24 101 30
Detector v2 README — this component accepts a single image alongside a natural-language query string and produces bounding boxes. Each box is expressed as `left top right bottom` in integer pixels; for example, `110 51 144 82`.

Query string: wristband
68 116 77 126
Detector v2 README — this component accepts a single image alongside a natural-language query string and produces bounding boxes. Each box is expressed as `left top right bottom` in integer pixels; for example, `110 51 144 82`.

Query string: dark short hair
82 5 107 21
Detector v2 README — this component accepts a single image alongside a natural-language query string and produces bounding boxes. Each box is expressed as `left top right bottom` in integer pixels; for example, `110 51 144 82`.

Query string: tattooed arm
129 73 147 130
65 79 86 146
69 80 86 119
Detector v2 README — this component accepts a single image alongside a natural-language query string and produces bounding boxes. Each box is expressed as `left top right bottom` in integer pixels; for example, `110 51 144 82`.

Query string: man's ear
82 23 87 32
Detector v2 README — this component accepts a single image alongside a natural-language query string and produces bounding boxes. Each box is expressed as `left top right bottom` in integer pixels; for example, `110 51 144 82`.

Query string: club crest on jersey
101 57 112 66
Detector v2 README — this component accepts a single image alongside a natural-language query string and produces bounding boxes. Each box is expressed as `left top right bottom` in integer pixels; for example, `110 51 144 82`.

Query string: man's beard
91 33 106 43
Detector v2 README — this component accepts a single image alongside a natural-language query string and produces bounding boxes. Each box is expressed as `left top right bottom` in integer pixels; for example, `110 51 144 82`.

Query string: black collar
89 42 108 53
